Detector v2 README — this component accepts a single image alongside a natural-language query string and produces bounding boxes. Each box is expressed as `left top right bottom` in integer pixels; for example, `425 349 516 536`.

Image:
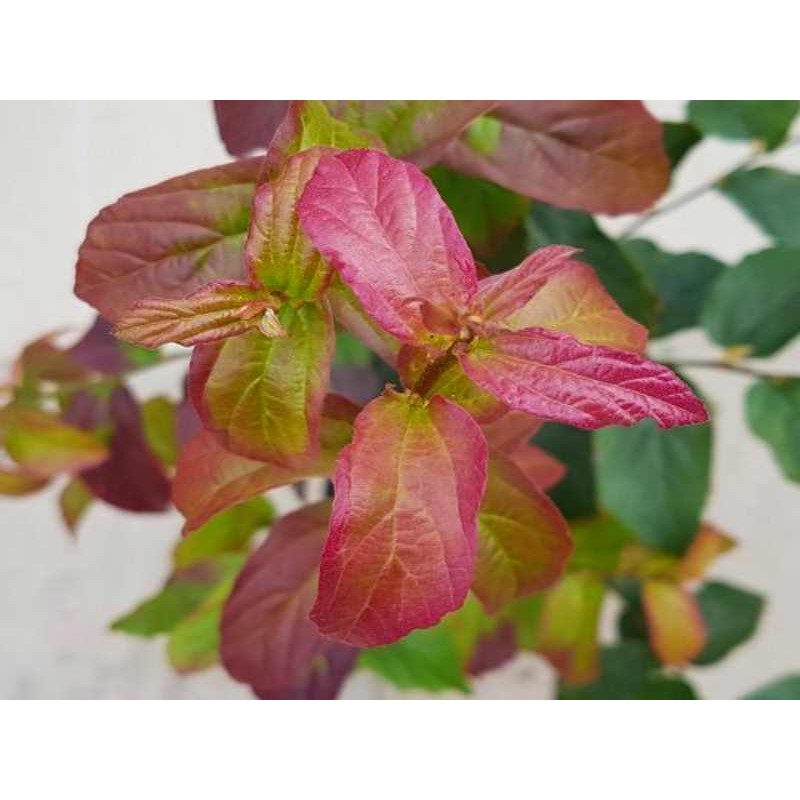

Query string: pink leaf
298 149 478 343
460 327 708 430
311 391 488 646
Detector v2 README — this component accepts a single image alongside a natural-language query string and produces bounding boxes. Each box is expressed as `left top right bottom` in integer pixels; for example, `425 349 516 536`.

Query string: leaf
173 395 357 533
694 581 764 666
743 674 800 699
688 100 799 150
69 315 156 374
536 573 605 684
140 396 179 468
213 100 289 156
256 646 358 700
0 467 49 496
115 281 273 348
443 101 670 214
221 501 357 698
558 640 655 700
679 524 736 582
595 418 712 553
298 149 477 344
79 387 171 512
327 100 495 168
720 167 800 247
15 334 88 384
702 248 800 356
460 328 708 430
636 674 698 700
59 478 93 534
427 165 529 259
467 622 518 677
311 391 488 647
189 301 334 463
111 563 221 637
746 378 800 481
533 424 596 519
245 149 337 300
75 158 261 322
487 254 648 352
3 408 108 477
359 624 470 693
642 580 706 665
174 497 274 568
569 514 636 574
526 203 657 326
472 454 571 612
662 121 702 170
167 554 245 673
624 239 726 337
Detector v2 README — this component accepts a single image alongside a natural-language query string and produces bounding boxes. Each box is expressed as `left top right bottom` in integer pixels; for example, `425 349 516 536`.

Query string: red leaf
115 281 275 348
679 523 736 582
213 101 290 157
69 316 140 374
221 501 357 699
173 395 358 534
443 101 669 214
468 623 517 677
255 646 357 700
472 454 572 612
311 391 488 646
642 580 707 666
460 327 708 430
79 387 171 512
298 149 478 343
75 158 261 322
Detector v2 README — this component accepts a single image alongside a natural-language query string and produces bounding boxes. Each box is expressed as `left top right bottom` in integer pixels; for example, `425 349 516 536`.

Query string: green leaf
702 248 800 357
743 674 800 699
167 554 245 673
140 396 178 468
59 477 93 534
746 378 800 481
635 674 698 700
533 423 596 519
334 330 373 367
625 239 725 337
569 514 636 574
662 121 702 170
428 165 529 259
359 625 470 694
694 581 764 665
558 640 655 700
720 167 800 247
688 100 799 150
526 203 657 326
173 497 275 568
595 418 712 554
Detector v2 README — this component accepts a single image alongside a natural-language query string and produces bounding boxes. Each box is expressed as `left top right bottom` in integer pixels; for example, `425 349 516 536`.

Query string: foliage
3 99 799 700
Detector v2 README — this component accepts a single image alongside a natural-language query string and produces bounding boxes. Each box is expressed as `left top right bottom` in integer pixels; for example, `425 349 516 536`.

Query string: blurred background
1 100 798 699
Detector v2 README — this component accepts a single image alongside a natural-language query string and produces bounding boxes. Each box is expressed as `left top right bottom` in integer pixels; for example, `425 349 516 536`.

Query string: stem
620 135 800 240
412 352 457 398
666 359 797 380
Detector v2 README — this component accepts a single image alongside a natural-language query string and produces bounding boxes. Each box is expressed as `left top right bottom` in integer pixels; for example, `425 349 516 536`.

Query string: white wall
0 101 798 699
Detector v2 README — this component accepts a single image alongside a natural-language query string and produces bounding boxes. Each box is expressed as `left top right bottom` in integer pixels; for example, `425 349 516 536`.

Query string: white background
1 100 798 699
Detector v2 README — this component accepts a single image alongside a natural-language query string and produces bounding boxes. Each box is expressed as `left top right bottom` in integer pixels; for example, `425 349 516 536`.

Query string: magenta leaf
221 501 357 699
298 149 478 343
213 101 290 157
311 391 488 646
460 328 708 430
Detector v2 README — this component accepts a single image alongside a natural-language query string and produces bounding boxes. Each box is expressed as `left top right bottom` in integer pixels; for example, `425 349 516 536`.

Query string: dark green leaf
428 165 529 260
662 121 702 170
635 674 698 699
694 581 764 665
702 248 800 357
359 625 470 694
625 239 725 336
746 378 800 482
743 674 800 699
595 418 712 554
334 330 373 367
526 204 657 326
720 167 800 247
558 640 655 700
533 423 596 519
688 101 799 150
